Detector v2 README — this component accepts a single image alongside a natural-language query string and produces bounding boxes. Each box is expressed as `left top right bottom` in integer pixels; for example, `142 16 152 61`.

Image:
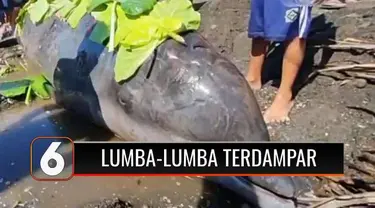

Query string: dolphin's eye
187 37 208 51
193 44 207 49
118 97 127 106
183 33 210 52
118 89 134 113
118 96 133 114
192 43 206 50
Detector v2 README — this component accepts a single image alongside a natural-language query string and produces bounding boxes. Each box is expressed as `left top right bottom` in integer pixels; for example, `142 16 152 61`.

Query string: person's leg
247 38 269 90
263 37 306 123
262 5 312 123
246 0 269 90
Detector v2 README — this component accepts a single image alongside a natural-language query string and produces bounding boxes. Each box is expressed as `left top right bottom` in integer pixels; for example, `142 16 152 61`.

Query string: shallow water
0 100 247 208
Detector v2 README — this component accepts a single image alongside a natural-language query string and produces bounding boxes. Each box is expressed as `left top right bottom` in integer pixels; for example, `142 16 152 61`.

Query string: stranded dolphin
19 14 313 208
20 15 269 142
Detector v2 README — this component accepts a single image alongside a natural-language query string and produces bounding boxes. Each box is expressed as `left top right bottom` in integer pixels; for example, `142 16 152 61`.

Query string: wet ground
0 100 250 208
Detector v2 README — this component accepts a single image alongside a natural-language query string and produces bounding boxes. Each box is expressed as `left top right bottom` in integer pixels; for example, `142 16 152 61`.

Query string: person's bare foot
263 92 294 124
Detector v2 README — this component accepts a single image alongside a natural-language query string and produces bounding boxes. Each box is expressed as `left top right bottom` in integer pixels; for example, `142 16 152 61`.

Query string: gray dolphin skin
21 15 269 143
20 15 312 208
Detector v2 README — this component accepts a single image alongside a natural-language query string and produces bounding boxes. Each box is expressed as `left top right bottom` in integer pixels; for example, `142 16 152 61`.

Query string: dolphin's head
117 32 270 142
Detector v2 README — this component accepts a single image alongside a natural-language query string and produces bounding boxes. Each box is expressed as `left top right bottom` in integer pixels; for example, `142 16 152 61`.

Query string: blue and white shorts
248 0 312 41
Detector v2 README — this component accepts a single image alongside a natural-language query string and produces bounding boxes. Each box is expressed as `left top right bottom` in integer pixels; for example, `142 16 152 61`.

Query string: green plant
0 75 51 105
17 0 201 83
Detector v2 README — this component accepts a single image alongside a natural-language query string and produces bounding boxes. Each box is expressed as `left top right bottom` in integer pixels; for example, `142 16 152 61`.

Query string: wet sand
0 100 248 208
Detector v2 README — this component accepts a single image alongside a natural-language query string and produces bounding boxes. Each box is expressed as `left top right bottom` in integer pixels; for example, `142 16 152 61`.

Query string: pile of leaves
17 0 201 82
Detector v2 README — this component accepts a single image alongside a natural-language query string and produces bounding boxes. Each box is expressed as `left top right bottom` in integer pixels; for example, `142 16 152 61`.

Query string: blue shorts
248 0 312 41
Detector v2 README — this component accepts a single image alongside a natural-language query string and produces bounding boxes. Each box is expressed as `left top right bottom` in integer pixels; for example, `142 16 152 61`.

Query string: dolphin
19 15 314 208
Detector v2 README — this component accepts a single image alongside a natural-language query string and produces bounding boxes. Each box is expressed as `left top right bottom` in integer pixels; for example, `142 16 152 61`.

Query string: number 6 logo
30 137 74 181
40 142 65 176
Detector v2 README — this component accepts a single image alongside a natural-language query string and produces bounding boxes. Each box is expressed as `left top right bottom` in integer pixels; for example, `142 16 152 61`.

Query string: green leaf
25 85 32 105
42 8 58 21
168 32 185 43
119 0 157 16
113 0 201 82
20 0 201 85
120 16 158 48
57 1 76 18
67 0 91 28
114 40 160 82
42 0 67 21
87 0 111 12
89 2 113 44
159 17 183 32
118 0 200 49
90 22 109 44
113 4 133 48
51 1 71 13
108 1 118 52
28 0 50 24
150 0 200 31
29 75 51 99
0 80 31 97
0 74 51 104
